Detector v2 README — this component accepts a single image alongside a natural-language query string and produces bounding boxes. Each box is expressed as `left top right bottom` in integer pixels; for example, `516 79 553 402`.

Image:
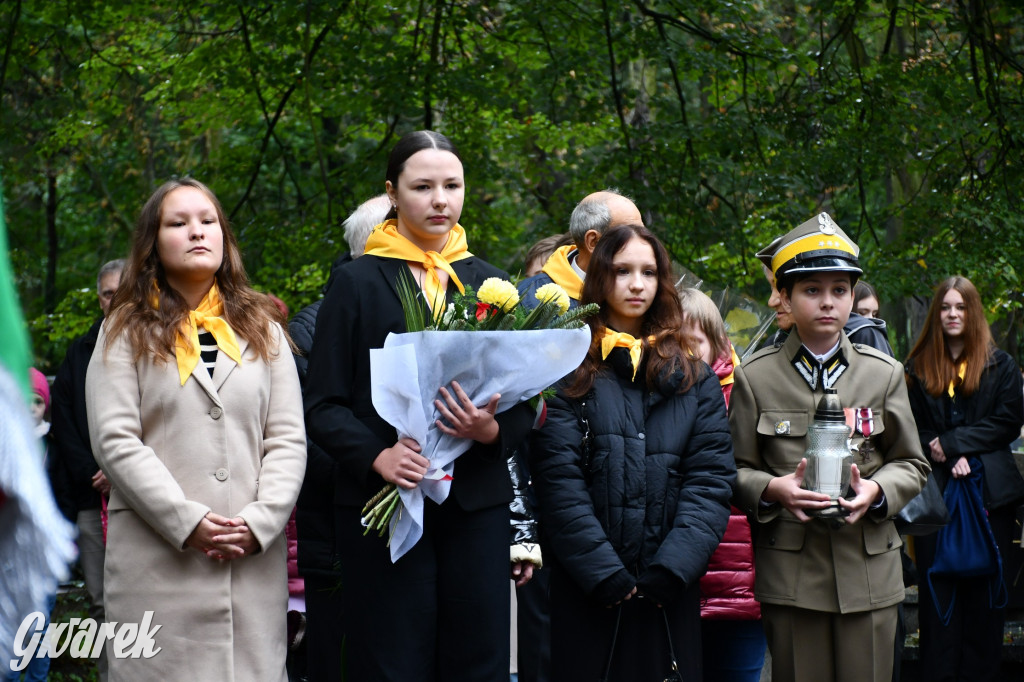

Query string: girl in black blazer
303 130 534 681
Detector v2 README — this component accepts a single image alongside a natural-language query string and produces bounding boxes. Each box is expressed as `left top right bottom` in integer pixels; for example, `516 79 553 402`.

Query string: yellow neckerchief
600 329 648 381
166 283 242 386
719 345 741 388
947 359 967 398
541 245 583 301
363 219 472 320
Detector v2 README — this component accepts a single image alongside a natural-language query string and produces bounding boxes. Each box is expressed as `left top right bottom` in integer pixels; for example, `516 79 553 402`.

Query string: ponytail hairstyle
906 275 992 397
564 224 699 397
104 178 290 363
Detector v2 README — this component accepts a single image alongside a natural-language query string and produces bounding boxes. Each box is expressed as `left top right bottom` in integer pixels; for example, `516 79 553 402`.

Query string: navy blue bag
926 459 1007 625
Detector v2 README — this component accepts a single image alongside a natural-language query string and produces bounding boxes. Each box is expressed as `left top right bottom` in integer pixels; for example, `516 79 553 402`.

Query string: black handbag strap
598 605 622 682
662 609 682 680
599 607 683 682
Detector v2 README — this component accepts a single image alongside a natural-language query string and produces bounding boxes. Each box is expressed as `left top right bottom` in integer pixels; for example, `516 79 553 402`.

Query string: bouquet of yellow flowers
398 273 590 333
363 274 597 561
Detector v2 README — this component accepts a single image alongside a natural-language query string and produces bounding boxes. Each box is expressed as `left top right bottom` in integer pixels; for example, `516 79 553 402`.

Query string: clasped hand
373 381 502 490
929 437 970 478
186 512 258 560
435 380 500 444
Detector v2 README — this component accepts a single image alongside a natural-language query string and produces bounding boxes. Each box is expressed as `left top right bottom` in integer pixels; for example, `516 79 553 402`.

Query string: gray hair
96 258 125 292
568 188 630 247
344 194 392 257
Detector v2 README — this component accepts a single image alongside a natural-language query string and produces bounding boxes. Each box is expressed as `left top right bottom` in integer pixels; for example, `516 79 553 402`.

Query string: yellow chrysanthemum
477 277 520 312
534 283 570 315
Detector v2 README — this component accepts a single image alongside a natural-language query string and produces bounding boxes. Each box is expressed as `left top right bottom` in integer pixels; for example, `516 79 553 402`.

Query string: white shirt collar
570 252 586 281
804 339 841 365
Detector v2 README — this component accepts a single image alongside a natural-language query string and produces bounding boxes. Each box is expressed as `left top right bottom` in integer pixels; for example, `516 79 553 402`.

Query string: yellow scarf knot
947 360 967 398
167 283 242 386
363 219 473 320
600 329 648 381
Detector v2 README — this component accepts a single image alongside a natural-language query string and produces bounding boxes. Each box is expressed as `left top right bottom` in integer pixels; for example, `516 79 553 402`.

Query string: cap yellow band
771 232 857 276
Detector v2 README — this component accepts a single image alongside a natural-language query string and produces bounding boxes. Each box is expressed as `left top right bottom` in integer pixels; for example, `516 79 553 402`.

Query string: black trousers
338 499 510 682
303 573 345 682
515 565 551 682
915 504 1016 682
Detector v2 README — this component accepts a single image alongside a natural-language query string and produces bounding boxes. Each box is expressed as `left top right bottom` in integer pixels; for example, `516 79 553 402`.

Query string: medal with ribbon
855 407 874 462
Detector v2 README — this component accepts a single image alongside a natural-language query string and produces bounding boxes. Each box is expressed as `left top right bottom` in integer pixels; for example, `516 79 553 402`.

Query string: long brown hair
104 178 289 363
906 275 992 397
564 224 699 397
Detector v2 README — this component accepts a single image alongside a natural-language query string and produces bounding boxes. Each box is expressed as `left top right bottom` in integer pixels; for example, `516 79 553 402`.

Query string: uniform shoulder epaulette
850 343 899 366
742 342 784 365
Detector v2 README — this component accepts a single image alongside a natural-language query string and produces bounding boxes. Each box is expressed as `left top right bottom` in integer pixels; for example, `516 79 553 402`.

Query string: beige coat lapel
187 336 248 405
188 356 220 406
212 336 247 392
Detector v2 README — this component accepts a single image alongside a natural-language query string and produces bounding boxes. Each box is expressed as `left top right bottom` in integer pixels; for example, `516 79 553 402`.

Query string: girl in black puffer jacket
531 224 736 682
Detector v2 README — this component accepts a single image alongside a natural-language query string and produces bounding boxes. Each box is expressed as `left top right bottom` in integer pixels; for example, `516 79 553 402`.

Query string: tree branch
231 15 337 220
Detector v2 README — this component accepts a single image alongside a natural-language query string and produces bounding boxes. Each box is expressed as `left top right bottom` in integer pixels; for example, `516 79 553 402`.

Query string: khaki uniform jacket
86 322 306 681
730 331 928 614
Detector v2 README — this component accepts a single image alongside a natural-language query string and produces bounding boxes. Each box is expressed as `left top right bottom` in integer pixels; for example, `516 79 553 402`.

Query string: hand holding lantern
803 389 854 519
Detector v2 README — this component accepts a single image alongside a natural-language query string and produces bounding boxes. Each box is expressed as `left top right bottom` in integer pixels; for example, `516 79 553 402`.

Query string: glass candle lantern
803 389 853 518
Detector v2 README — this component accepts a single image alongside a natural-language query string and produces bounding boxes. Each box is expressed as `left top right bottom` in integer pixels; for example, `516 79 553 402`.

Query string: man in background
49 258 124 682
517 190 643 310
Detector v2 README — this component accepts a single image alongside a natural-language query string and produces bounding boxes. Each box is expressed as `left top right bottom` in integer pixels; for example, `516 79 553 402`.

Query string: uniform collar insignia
792 345 849 391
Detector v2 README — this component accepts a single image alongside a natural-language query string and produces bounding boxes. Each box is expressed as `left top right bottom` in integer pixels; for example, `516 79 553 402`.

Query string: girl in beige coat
86 178 306 681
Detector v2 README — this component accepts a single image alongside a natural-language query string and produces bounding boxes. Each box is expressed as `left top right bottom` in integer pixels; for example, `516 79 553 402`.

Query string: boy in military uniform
729 213 930 682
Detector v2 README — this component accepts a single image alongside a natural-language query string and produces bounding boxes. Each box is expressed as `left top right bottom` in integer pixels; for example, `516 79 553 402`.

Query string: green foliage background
3 0 1023 371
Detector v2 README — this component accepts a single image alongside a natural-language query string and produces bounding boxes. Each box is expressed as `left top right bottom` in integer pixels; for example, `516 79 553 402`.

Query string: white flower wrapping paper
370 327 591 562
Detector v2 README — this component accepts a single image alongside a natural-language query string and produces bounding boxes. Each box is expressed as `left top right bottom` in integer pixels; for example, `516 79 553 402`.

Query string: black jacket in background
907 348 1024 510
49 318 104 520
290 298 343 579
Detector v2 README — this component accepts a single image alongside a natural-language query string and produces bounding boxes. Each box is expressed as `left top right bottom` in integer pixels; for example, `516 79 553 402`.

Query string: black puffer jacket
907 348 1024 510
530 348 736 606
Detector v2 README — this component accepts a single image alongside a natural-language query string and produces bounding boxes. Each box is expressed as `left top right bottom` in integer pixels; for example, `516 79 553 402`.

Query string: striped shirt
197 330 218 376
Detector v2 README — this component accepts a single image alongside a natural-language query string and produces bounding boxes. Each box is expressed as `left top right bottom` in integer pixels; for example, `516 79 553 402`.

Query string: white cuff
510 542 543 568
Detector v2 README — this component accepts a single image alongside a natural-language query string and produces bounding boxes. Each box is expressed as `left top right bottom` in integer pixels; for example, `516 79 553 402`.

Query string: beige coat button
210 406 223 419
215 468 228 481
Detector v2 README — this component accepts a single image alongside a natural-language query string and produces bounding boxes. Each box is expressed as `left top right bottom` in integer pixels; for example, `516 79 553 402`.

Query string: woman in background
905 275 1024 682
87 178 306 681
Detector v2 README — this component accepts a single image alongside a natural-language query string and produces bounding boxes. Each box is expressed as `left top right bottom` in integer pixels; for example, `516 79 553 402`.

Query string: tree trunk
45 167 58 313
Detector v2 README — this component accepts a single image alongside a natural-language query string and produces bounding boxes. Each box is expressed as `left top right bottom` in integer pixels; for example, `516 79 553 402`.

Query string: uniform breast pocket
756 410 809 470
